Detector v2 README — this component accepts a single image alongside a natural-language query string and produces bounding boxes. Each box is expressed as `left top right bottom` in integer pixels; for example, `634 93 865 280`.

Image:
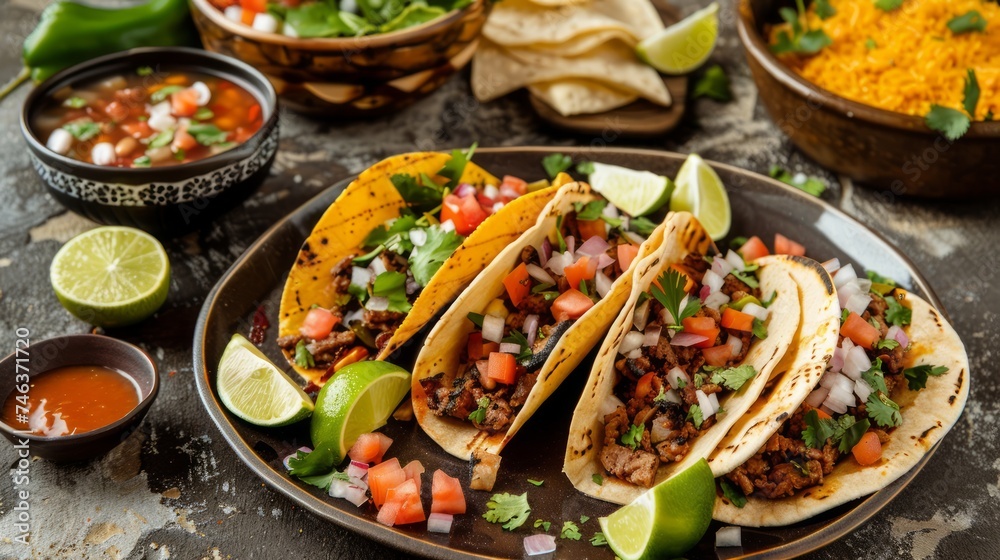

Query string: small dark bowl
738 0 1000 198
21 47 279 236
0 335 159 462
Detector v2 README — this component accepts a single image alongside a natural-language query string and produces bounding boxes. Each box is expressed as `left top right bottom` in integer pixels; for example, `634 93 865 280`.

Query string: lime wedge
50 226 170 327
599 459 716 560
670 153 731 240
587 162 674 217
217 334 314 427
311 361 411 463
637 2 720 75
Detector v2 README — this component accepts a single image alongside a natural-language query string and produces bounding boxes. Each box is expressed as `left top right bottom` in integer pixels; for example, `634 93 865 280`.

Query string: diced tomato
739 236 770 261
720 308 755 332
702 344 733 367
248 103 261 124
635 372 655 400
482 342 499 355
372 432 393 464
578 219 607 241
617 243 639 272
671 264 696 293
842 312 880 349
376 500 400 526
476 193 495 211
242 0 266 12
564 256 597 290
348 432 382 463
431 470 467 514
503 263 531 307
300 308 340 340
121 121 153 139
385 478 419 505
395 493 426 525
368 458 405 508
682 316 720 348
851 431 882 466
170 88 200 118
500 175 528 196
172 127 198 151
467 331 484 361
105 101 129 122
440 193 488 236
487 352 517 385
551 289 595 322
774 233 806 256
332 346 369 373
403 460 425 489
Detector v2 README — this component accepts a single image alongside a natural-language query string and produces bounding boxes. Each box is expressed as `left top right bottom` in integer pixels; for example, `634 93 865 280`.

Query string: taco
277 150 564 385
412 181 668 460
563 215 838 505
713 262 969 526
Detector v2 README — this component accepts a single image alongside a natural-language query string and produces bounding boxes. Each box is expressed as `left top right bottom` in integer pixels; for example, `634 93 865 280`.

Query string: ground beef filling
600 253 761 487
725 294 905 499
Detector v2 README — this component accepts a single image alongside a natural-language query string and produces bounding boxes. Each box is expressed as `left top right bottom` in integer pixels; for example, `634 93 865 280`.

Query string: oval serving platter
193 147 947 559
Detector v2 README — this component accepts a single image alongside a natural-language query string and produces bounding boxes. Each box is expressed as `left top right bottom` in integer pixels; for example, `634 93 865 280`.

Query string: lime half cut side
587 162 674 217
310 361 412 464
599 458 716 560
669 153 731 240
50 226 171 327
217 334 314 427
637 2 720 75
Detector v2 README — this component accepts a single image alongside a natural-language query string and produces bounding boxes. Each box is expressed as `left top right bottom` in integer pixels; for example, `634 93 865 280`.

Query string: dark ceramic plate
193 147 944 559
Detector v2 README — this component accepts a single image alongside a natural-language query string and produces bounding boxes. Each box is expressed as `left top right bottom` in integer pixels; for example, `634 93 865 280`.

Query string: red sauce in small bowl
1 365 141 436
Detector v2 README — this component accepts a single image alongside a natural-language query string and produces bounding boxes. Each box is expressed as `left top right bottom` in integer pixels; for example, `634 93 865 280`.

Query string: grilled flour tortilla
564 215 816 505
713 290 969 526
277 152 560 385
411 182 667 460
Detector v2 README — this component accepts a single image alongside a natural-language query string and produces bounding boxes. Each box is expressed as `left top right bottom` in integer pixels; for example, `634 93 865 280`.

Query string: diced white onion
829 346 845 373
595 270 613 298
668 367 690 390
224 5 243 21
707 392 720 412
620 331 645 355
696 389 716 417
602 203 619 220
650 417 675 443
369 256 387 276
711 255 734 278
524 314 539 346
329 478 352 498
626 348 642 360
365 296 389 312
46 128 73 155
343 307 364 325
819 370 840 390
854 378 872 402
831 372 855 394
147 112 175 131
440 219 456 233
150 100 172 117
344 485 369 507
524 534 557 556
91 142 116 166
827 383 856 408
191 81 211 105
492 202 504 213
671 332 709 347
546 252 571 275
595 252 615 270
725 335 743 358
409 228 427 247
842 345 872 380
482 314 505 344
499 342 521 355
837 281 860 308
704 291 730 311
252 12 279 33
633 299 651 331
855 278 873 293
643 326 661 347
351 266 372 289
823 395 848 414
845 292 872 316
623 231 646 246
577 236 610 257
526 263 555 285
703 270 725 294
805 387 829 408
565 236 576 255
599 395 625 418
429 513 454 534
716 526 742 548
742 303 769 322
483 184 499 199
833 263 857 288
725 250 746 271
347 460 369 480
887 325 909 347
822 258 841 274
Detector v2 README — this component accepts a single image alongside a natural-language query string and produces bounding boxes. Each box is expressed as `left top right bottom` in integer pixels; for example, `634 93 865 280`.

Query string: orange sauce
1 365 141 436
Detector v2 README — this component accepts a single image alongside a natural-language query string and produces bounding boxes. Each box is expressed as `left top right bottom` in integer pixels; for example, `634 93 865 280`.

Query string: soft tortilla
713 292 970 526
482 0 664 47
563 217 800 505
512 29 640 57
277 153 557 384
411 182 667 460
529 79 639 116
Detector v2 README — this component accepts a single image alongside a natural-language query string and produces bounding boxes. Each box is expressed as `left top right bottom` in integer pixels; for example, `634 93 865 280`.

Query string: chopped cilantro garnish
841 308 851 323
579 515 590 524
352 246 384 267
469 397 490 424
815 0 836 19
884 295 912 327
64 96 86 109
628 216 658 236
187 123 229 146
867 391 902 428
592 473 603 486
503 330 534 362
768 165 827 197
363 214 417 252
483 492 531 531
527 479 544 487
137 66 154 76
874 0 903 11
63 121 101 141
467 312 485 328
150 84 184 103
298 469 351 491
576 161 595 175
534 519 551 531
621 424 644 450
653 386 670 403
752 318 768 340
590 532 608 546
561 521 582 540
903 364 949 391
692 64 732 102
575 200 607 221
436 143 476 190
372 271 412 313
838 417 870 453
409 226 462 287
294 339 315 368
710 364 757 391
948 10 987 34
693 372 708 388
790 459 810 476
802 409 834 448
926 105 971 141
862 358 888 393
390 173 444 214
771 1 832 55
651 269 700 328
732 269 760 289
687 404 704 429
864 37 877 50
877 339 900 350
719 479 747 508
761 291 777 308
542 153 574 179
866 270 897 287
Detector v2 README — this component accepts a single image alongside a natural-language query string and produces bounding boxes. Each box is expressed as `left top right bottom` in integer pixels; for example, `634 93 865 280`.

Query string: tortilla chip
529 79 639 116
483 0 663 47
503 28 639 57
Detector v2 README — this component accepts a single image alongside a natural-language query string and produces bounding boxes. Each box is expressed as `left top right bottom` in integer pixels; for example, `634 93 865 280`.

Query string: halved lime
311 361 411 464
637 2 720 75
670 153 731 240
587 162 674 217
599 459 716 560
50 226 171 327
217 334 314 427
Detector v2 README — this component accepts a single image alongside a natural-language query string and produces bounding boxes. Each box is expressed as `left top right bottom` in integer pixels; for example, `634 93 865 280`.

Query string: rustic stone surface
0 1 997 559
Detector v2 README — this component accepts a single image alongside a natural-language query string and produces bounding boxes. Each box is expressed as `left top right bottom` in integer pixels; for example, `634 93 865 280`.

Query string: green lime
599 459 716 560
637 2 720 75
217 334 314 427
670 153 731 240
50 226 171 327
311 361 411 464
587 162 674 217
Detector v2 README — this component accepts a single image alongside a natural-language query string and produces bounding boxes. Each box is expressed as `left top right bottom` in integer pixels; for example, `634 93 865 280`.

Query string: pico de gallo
419 198 659 434
599 240 773 488
33 67 263 167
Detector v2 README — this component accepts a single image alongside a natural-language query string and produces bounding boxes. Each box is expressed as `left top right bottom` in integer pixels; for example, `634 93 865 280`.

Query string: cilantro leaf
150 85 184 103
865 37 877 50
287 446 335 477
865 270 897 288
63 121 101 141
877 339 900 350
790 459 810 476
838 418 870 453
732 269 760 289
867 391 902 428
390 174 444 214
186 123 229 146
298 469 351 491
620 424 644 450
769 165 827 197
590 532 608 546
483 492 531 531
352 246 384 267
408 226 462 287
437 143 477 189
687 404 704 429
575 200 607 221
903 364 949 391
802 409 835 448
874 0 903 11
580 515 590 524
527 479 544 486
815 0 837 19
468 397 490 424
628 216 658 236
363 214 417 250
948 10 987 34
467 312 485 328
576 161 595 175
137 66 154 76
862 357 888 393
963 69 980 118
692 64 732 102
884 295 912 327
719 479 747 508
371 271 412 313
64 96 86 109
651 269 700 327
542 153 574 179
561 521 582 540
294 339 315 368
592 473 603 486
798 29 832 53
710 364 757 391
534 519 551 531
925 105 970 141
752 318 768 340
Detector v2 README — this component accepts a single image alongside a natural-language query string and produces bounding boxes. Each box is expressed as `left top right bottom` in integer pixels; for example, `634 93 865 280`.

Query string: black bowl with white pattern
21 47 279 237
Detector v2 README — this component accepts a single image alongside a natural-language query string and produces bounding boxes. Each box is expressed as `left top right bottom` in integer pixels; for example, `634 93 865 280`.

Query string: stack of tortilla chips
472 0 672 116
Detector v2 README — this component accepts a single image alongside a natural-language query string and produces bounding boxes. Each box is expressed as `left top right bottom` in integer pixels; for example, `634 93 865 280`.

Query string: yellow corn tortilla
563 217 804 505
713 292 970 526
278 153 561 384
411 181 667 460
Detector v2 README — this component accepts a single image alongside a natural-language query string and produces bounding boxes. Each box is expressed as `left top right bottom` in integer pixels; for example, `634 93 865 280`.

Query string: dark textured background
0 0 997 558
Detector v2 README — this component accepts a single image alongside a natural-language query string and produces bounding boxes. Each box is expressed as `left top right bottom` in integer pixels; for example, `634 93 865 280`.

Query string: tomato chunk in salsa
32 67 264 168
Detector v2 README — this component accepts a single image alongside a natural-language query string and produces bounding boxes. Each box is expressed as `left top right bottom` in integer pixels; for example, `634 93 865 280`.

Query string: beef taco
412 181 668 460
713 262 969 526
563 215 835 505
278 150 564 385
